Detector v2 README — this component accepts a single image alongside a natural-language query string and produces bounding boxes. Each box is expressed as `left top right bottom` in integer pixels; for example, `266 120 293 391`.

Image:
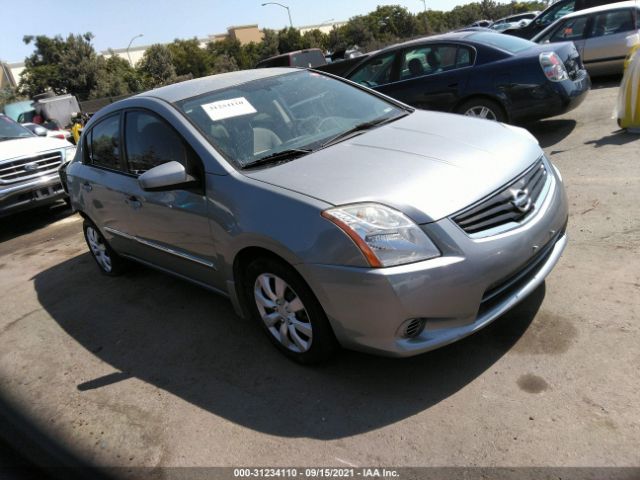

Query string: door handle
447 83 459 89
81 182 92 192
125 195 142 210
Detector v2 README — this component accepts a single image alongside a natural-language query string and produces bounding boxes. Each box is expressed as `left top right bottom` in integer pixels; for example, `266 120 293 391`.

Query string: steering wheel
316 116 343 132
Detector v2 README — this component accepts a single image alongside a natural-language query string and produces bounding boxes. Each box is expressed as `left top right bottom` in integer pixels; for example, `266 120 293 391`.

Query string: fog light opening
400 318 427 339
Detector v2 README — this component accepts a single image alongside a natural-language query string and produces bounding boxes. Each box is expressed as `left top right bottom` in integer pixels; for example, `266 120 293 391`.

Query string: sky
1 0 503 63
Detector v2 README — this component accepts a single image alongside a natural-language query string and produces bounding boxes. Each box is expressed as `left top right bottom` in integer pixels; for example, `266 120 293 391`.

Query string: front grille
0 151 64 185
453 158 548 235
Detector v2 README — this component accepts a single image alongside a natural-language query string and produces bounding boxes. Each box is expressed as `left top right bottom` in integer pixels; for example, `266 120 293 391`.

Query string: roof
372 31 497 54
135 68 298 103
562 0 639 18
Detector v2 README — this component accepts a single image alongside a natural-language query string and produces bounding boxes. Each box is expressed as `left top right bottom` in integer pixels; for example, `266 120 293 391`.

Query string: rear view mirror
138 161 195 191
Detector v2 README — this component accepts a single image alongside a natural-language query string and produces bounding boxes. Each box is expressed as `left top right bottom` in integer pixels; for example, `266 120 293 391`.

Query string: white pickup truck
0 114 76 217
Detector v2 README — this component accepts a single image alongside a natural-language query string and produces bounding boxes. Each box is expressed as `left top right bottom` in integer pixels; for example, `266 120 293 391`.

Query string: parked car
255 48 326 68
64 68 568 363
505 0 624 39
491 12 540 31
533 1 640 76
0 114 75 216
469 20 493 28
21 122 73 142
340 31 590 124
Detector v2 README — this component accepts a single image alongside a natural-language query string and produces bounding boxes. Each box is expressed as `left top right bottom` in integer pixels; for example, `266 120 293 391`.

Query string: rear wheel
243 257 338 364
457 98 506 123
83 220 128 276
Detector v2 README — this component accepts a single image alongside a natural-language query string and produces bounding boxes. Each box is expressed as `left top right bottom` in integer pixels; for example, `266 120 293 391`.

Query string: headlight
64 146 77 162
321 203 440 267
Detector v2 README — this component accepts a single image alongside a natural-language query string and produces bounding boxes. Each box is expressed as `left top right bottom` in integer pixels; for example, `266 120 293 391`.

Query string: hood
244 110 543 223
0 136 72 162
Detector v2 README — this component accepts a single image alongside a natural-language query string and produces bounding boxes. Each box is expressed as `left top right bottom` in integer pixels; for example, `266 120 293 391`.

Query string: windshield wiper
241 148 312 170
319 113 409 149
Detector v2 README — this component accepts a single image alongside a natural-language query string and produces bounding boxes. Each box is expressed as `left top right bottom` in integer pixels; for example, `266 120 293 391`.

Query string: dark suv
506 0 624 38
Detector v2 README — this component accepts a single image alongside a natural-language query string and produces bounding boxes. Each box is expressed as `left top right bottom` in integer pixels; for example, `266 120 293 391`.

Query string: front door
119 109 219 288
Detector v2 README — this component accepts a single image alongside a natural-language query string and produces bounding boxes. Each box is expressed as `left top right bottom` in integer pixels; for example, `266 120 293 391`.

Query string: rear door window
590 9 635 37
89 114 121 171
399 45 472 80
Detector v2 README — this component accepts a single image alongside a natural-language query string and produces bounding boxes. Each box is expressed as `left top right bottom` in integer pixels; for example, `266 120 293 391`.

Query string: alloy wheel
254 273 313 353
464 106 498 121
86 226 112 273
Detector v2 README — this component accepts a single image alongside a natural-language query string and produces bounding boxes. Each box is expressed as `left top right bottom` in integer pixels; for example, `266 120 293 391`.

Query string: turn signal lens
322 203 441 268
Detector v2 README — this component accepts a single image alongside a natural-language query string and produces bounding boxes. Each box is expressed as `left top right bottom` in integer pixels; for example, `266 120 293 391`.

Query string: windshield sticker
201 97 257 121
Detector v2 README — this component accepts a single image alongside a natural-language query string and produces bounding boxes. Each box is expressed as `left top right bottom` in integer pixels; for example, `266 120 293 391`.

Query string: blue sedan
341 31 590 124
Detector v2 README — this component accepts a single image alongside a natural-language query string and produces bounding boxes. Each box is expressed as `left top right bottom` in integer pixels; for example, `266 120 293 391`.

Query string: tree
167 38 211 77
210 54 239 74
90 54 141 99
277 27 303 53
0 87 25 110
301 29 328 50
19 33 99 100
136 44 176 89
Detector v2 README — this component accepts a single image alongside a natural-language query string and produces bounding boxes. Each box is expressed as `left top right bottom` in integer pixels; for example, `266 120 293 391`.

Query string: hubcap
464 106 498 121
86 226 112 273
254 273 312 353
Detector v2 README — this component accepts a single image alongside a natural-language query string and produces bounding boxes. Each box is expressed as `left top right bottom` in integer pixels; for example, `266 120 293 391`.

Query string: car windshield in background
0 115 34 141
176 70 407 168
468 32 535 53
290 50 325 67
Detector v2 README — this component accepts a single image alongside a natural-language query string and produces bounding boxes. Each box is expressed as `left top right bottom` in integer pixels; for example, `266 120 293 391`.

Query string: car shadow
590 74 622 90
526 119 577 149
0 202 73 243
585 129 639 147
33 254 545 440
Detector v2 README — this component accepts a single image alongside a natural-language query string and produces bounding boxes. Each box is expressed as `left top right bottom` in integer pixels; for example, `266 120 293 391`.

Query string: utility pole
126 34 144 66
262 2 293 28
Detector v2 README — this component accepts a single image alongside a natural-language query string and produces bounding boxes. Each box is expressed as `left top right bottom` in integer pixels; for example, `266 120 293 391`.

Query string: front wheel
244 257 338 364
457 98 506 123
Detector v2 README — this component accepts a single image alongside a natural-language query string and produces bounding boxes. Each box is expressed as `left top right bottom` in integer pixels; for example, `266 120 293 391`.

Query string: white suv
0 114 76 217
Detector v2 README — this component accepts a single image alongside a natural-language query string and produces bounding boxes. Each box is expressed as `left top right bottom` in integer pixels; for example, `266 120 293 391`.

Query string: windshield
467 32 534 53
0 115 34 141
176 70 407 168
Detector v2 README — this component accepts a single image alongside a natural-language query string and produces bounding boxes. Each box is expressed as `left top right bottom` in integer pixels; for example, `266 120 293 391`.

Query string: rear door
583 7 638 74
119 109 219 287
376 43 474 113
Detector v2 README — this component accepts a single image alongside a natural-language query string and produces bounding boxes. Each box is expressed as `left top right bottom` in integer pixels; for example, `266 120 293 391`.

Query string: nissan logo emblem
511 188 532 214
23 162 39 172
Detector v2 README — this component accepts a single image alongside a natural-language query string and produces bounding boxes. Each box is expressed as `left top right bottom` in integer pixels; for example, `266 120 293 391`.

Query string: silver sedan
64 68 568 363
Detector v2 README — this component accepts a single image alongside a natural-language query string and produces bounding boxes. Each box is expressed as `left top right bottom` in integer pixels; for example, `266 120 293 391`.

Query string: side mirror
34 126 48 137
138 161 195 191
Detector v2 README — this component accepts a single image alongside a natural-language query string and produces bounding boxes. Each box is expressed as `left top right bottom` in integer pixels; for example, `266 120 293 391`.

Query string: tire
457 98 507 123
243 256 338 364
83 220 128 276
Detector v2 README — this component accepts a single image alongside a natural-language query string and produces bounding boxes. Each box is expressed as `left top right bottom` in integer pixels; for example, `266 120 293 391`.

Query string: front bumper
0 173 66 217
299 165 569 357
